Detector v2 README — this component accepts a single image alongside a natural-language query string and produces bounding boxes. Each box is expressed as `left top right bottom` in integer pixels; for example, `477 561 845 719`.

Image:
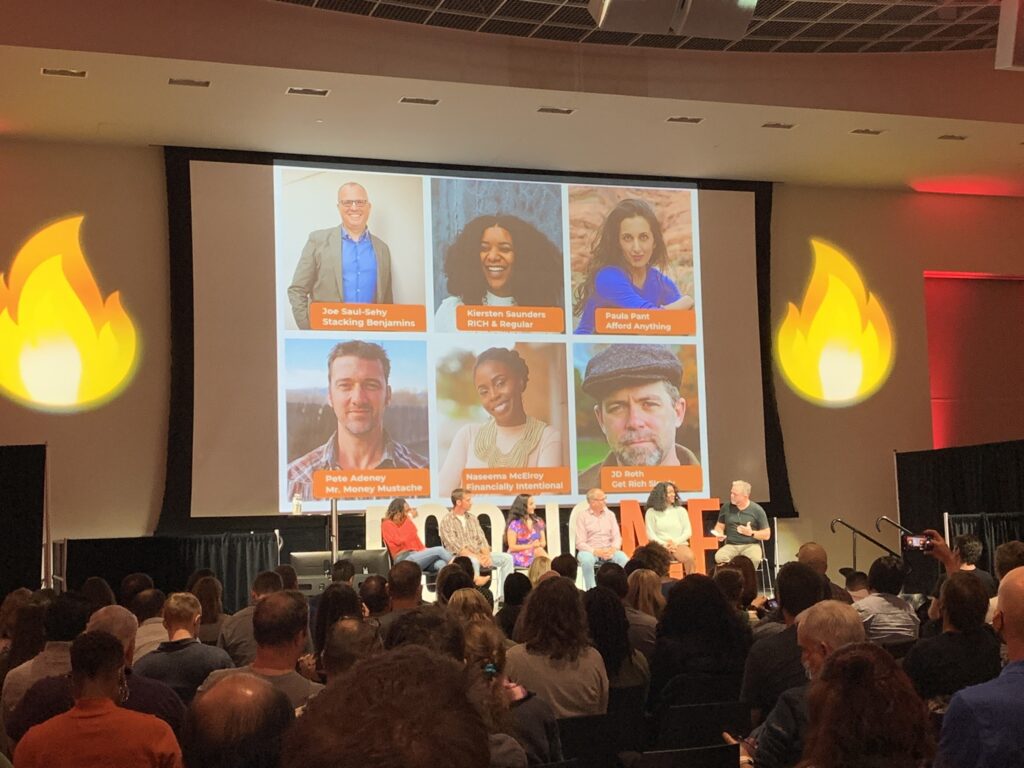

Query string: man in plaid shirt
439 489 514 604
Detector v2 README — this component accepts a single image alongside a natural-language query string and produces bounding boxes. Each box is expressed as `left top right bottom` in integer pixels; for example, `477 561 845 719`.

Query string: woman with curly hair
436 214 564 332
644 482 695 574
437 347 562 498
506 576 608 717
573 198 693 334
505 494 549 569
381 496 453 573
798 642 934 768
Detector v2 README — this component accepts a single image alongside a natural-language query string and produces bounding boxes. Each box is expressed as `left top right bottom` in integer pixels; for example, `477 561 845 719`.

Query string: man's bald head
183 673 294 768
996 565 1024 643
797 542 829 576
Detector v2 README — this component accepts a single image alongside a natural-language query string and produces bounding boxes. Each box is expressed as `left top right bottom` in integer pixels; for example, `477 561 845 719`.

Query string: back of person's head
625 568 666 619
186 568 216 593
119 572 154 607
274 564 299 591
129 588 166 623
776 562 827 618
940 571 989 632
845 570 869 591
436 564 474 606
314 582 362 654
184 672 295 768
80 577 117 613
584 587 630 678
7 601 48 669
796 542 830 576
502 572 532 607
452 556 476 578
447 588 493 626
253 591 308 648
322 618 382 680
252 570 284 598
797 600 865 654
801 642 934 768
85 605 139 652
192 576 225 624
332 559 355 584
713 567 745 610
45 592 92 642
596 562 628 599
387 561 422 601
550 553 578 581
462 618 514 734
660 574 746 654
70 630 124 685
163 592 202 628
994 540 1024 580
359 575 389 615
724 555 758 607
954 533 984 566
463 617 507 675
283 646 490 768
515 576 588 661
867 555 907 596
527 556 551 584
383 605 464 660
0 588 32 639
631 543 672 578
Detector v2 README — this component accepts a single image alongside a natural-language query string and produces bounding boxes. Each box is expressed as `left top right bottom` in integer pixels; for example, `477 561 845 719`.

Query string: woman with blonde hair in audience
448 588 494 626
527 556 551 586
191 576 229 645
626 569 666 621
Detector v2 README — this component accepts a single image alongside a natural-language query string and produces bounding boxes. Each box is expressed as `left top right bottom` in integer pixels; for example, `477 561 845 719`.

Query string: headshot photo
573 343 701 491
435 340 570 499
284 338 429 501
275 167 426 330
430 177 565 332
569 186 697 335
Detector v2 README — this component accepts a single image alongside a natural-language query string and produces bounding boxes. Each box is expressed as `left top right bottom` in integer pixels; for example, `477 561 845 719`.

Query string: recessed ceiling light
762 122 795 130
938 134 968 141
287 87 330 97
315 119 324 124
168 78 211 88
850 128 885 136
41 68 86 78
399 97 440 106
537 106 575 115
667 116 703 124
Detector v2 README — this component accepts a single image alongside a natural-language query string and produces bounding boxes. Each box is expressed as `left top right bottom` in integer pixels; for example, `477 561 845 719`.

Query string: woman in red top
382 497 453 572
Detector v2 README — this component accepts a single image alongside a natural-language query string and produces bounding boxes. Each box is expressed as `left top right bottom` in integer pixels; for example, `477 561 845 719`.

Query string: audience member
549 554 578 583
217 570 284 667
436 563 475 607
321 618 382 681
712 567 750 622
7 605 185 743
13 631 183 768
131 589 168 664
724 555 766 615
358 575 389 618
312 583 362 665
796 542 852 604
600 563 656 661
182 672 294 768
133 592 234 704
376 560 422 636
120 573 155 609
927 534 998 624
495 573 532 640
800 642 933 768
0 589 32 684
1 592 90 719
987 539 1024 623
584 587 650 696
185 569 216 593
742 561 826 723
631 542 677 599
843 570 869 602
191 576 228 646
274 565 299 591
625 568 666 623
938 564 1024 768
331 559 355 585
527 556 551 585
649 573 751 710
853 555 919 646
283 646 490 768
507 577 608 717
79 577 117 614
2 599 46 698
575 489 629 590
201 591 323 709
448 588 494 626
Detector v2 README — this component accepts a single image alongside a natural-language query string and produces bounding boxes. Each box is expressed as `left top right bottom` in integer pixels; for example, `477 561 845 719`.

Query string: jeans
467 552 515 603
577 550 629 589
395 546 452 573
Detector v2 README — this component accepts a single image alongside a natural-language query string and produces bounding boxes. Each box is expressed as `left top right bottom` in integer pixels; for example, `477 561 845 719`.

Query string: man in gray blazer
288 182 394 329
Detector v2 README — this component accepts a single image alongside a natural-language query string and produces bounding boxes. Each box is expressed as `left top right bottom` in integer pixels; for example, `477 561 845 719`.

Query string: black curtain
947 513 1024 576
0 444 46 594
179 532 280 612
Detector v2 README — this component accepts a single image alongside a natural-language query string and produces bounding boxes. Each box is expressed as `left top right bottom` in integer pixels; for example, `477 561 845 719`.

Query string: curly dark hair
572 197 669 316
313 583 362 655
584 587 632 678
444 214 563 307
659 574 749 658
385 496 409 523
799 642 934 768
645 482 679 512
514 576 590 662
474 347 530 390
631 542 672 578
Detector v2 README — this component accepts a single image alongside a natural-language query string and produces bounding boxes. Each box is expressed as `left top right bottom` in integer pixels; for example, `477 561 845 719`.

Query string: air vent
667 116 704 124
168 78 211 88
41 68 86 78
850 128 885 136
762 122 796 130
938 134 968 141
537 106 575 115
287 87 330 97
399 97 440 105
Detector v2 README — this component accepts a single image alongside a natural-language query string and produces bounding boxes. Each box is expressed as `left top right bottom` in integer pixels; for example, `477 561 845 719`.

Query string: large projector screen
183 154 770 517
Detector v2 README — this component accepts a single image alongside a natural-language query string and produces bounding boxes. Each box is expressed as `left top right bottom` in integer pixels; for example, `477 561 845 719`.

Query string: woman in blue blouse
573 198 694 334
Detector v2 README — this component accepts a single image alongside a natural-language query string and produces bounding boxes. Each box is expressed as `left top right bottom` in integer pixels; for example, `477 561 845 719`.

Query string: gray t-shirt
717 501 769 545
199 666 324 709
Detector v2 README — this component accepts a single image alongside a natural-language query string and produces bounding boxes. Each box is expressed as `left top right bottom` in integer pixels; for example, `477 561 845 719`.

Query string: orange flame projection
776 239 894 407
0 216 137 411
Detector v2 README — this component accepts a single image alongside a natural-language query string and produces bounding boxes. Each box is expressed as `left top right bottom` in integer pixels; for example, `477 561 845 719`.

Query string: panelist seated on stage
712 480 771 569
576 489 629 590
505 493 549 569
438 488 514 602
287 341 427 501
381 497 452 573
287 181 394 329
644 481 695 575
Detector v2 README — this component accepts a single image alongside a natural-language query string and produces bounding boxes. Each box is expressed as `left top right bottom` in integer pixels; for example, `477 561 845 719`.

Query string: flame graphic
776 239 894 407
0 216 137 410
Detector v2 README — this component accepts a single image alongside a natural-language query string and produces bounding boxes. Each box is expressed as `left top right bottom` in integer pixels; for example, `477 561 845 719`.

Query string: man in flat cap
578 344 699 491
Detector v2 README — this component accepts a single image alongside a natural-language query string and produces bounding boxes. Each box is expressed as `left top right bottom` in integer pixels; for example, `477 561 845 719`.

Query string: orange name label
311 303 426 332
456 305 564 333
600 465 703 493
312 468 430 499
595 308 695 336
462 467 571 495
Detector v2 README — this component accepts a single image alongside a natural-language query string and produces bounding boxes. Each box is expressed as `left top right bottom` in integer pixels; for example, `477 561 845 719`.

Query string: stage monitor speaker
996 0 1024 70
587 0 755 38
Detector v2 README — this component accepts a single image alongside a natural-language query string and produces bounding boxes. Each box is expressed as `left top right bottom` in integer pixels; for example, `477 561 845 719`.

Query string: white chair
567 501 589 590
